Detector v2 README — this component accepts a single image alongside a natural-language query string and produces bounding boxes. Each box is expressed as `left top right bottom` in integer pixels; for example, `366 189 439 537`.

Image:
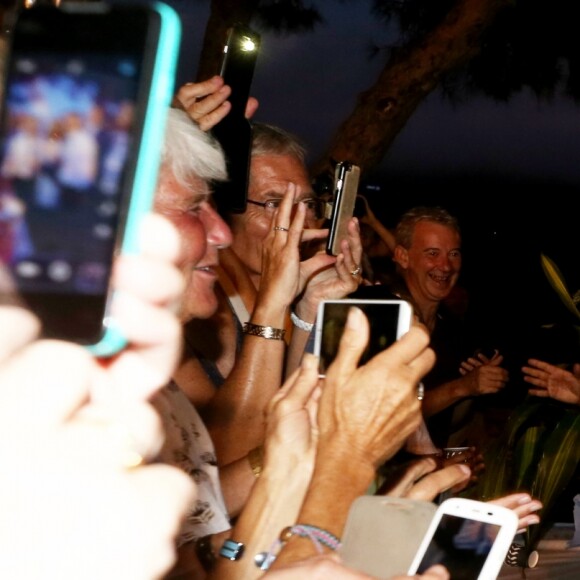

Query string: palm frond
541 254 580 322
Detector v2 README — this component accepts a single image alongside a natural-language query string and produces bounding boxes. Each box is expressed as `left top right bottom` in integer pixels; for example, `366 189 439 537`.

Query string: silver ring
273 226 289 232
417 382 425 401
350 266 362 277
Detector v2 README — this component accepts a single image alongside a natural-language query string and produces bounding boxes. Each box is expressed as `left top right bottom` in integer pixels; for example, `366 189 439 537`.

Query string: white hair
160 107 227 186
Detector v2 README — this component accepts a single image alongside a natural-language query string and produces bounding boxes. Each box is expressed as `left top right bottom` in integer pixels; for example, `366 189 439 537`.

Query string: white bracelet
290 310 314 332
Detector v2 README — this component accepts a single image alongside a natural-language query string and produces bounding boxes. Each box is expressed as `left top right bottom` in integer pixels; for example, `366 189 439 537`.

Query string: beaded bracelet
254 524 342 571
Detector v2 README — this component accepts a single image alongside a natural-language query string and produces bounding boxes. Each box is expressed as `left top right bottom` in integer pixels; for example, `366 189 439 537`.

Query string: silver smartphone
325 161 360 256
408 497 518 579
313 298 413 377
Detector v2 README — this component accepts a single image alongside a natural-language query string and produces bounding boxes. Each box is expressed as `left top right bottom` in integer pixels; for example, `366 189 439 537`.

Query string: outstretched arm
423 352 509 417
274 309 435 567
523 358 580 405
203 185 330 466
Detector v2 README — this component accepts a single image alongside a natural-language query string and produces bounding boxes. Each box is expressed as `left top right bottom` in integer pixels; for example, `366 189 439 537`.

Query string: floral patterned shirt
151 381 231 546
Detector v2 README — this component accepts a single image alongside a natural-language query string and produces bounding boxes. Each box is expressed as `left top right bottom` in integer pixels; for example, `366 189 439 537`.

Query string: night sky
170 0 580 372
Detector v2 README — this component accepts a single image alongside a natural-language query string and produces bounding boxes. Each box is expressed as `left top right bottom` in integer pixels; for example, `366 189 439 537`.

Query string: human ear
394 245 409 269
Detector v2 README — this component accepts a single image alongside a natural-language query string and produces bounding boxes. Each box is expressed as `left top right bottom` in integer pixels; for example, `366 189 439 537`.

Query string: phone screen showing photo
317 301 406 375
0 5 154 345
416 514 501 579
0 49 141 298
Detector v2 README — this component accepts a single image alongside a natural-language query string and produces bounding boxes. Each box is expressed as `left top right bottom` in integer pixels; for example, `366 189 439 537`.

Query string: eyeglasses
246 198 326 220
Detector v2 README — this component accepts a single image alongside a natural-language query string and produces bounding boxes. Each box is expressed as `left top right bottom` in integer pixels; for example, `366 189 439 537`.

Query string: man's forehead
249 155 312 197
413 221 461 243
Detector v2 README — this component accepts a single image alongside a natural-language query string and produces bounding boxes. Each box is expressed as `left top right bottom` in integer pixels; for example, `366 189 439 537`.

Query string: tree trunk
311 0 512 178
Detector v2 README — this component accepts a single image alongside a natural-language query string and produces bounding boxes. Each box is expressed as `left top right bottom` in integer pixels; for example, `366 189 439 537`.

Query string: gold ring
350 266 362 277
273 226 289 232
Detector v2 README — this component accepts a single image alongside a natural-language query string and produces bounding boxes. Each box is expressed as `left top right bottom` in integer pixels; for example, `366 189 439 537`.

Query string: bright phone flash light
240 36 256 52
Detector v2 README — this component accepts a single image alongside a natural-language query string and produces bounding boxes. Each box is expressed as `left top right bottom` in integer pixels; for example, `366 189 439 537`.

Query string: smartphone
313 298 413 377
326 161 360 256
212 23 261 214
341 496 437 579
0 2 181 356
408 497 518 579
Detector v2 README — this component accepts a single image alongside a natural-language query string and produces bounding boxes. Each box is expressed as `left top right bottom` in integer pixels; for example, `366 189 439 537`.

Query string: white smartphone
407 497 518 580
313 298 413 377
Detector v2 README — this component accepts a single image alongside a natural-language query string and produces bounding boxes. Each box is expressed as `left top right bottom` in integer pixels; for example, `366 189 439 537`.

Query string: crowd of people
6 35 578 580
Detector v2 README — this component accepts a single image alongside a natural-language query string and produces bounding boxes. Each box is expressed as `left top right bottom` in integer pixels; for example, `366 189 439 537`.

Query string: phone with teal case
0 1 181 357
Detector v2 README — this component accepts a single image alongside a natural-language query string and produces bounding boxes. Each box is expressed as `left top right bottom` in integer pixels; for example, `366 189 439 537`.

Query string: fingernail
346 307 363 330
517 494 532 505
458 464 471 475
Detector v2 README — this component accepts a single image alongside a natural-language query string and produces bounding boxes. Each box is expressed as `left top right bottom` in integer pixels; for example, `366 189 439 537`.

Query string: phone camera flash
240 37 256 52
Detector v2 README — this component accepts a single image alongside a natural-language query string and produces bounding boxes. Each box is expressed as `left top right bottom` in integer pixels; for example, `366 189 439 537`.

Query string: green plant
465 254 580 552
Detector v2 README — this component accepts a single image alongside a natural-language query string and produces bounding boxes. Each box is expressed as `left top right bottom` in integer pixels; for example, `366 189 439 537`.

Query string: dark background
169 0 580 378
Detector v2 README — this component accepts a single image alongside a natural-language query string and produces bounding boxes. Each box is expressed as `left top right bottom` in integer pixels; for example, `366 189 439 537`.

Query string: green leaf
541 254 580 322
473 399 545 500
528 410 580 547
513 425 544 490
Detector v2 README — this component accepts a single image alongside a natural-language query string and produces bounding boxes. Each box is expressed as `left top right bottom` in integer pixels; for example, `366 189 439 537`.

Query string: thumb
324 307 369 380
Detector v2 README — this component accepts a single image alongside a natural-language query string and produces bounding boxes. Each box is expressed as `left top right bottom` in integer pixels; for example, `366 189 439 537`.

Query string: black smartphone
325 161 360 256
212 23 261 214
0 2 180 355
313 298 413 376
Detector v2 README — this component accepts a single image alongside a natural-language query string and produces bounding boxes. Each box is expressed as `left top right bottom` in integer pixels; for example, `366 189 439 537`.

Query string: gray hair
395 206 461 249
251 122 306 162
161 107 227 186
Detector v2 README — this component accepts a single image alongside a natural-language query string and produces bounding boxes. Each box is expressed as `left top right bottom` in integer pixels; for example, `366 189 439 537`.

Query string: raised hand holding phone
313 298 413 377
211 23 261 214
326 161 361 256
0 1 180 356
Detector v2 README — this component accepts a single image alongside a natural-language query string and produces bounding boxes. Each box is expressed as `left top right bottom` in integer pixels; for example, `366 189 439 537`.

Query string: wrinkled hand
522 358 580 405
263 353 320 477
257 183 332 309
318 308 435 468
380 457 471 501
173 76 259 132
458 350 509 396
294 218 364 323
459 349 502 375
487 493 542 534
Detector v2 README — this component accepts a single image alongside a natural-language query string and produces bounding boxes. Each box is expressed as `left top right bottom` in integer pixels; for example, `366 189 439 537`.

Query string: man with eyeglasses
228 123 325 288
175 79 363 469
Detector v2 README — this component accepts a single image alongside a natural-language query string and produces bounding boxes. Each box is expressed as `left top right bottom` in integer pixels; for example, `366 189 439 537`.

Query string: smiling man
354 206 509 448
